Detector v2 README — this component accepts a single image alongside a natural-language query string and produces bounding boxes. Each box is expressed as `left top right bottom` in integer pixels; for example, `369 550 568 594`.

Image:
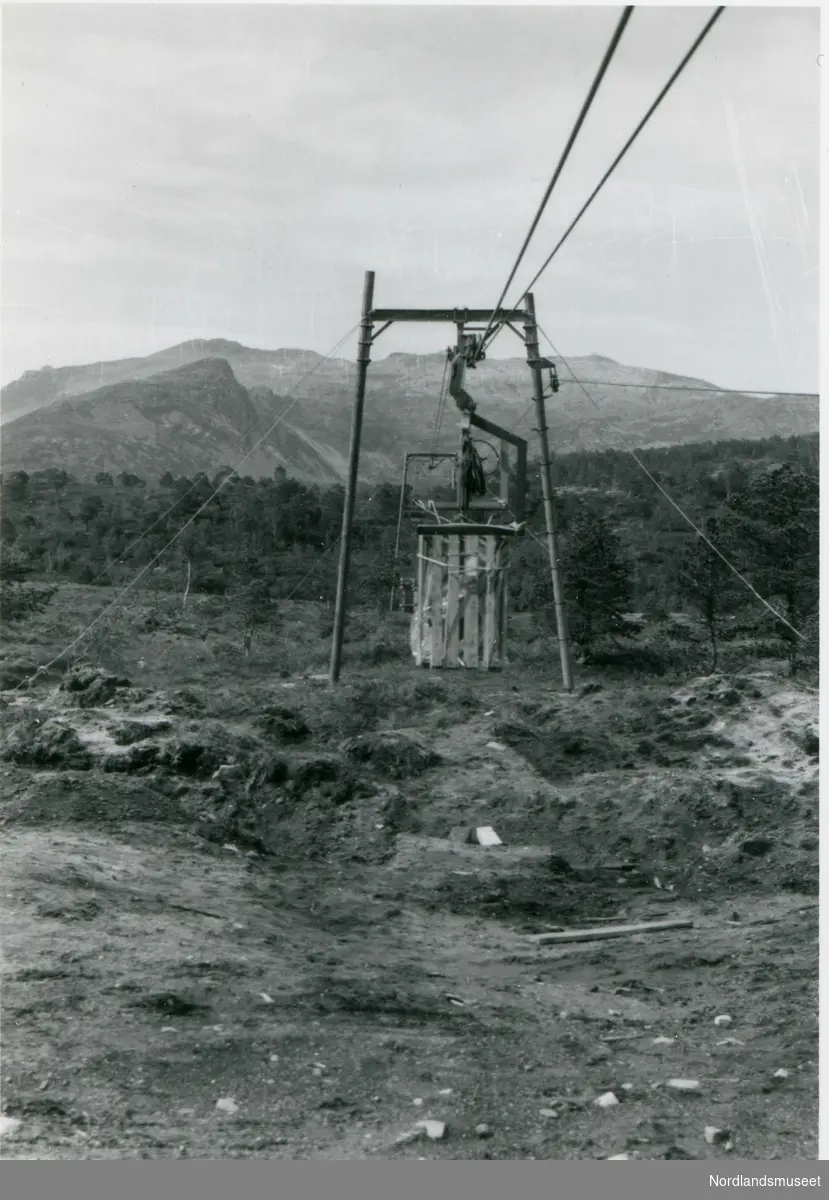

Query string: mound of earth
340 732 442 780
1 718 93 771
60 664 132 708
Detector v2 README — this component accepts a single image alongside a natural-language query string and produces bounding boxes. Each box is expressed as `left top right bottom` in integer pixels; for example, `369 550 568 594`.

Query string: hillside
1 340 819 483
0 358 384 484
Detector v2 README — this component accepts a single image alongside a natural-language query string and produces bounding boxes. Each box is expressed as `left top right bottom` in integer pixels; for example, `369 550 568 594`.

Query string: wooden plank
527 919 693 946
463 536 480 667
445 535 461 667
482 536 497 669
428 535 446 669
415 534 427 667
498 537 509 665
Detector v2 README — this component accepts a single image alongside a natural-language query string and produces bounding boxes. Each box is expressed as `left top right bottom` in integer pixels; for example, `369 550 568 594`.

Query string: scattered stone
417 1119 447 1140
773 1068 789 1079
594 1092 619 1109
652 1037 675 1046
269 1054 280 1063
621 1083 634 1091
438 1088 453 1096
539 1109 558 1119
213 763 244 784
215 1098 239 1114
475 1123 493 1139
413 1098 423 1107
0 1115 22 1137
485 741 507 751
666 1079 701 1093
449 826 503 847
705 1126 731 1145
714 1015 732 1027
390 1128 425 1149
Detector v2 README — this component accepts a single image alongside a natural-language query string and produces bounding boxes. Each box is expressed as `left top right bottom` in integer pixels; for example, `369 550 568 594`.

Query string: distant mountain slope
0 358 364 483
1 339 818 483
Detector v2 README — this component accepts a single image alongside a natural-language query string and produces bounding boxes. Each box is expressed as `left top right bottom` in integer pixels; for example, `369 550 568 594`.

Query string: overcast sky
2 4 820 392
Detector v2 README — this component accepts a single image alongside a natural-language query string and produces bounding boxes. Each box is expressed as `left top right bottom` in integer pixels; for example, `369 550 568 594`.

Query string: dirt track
0 664 819 1160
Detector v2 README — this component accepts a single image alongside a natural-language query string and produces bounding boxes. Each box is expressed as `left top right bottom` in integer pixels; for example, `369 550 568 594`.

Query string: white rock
773 1068 789 1079
413 1098 423 1107
607 1153 630 1160
475 826 503 847
666 1079 701 1092
705 1126 731 1145
484 711 495 717
539 1108 558 1118
215 1098 239 1114
417 1119 447 1140
260 992 274 1004
716 1037 744 1046
475 1122 493 1138
652 1036 675 1045
438 1088 453 1096
485 741 506 751
595 1092 619 1108
621 1083 634 1091
161 1026 176 1033
0 1116 22 1137
269 1054 280 1063
213 763 244 783
714 1014 732 1027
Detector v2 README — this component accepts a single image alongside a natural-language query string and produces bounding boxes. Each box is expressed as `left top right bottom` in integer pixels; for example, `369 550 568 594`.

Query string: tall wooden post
523 292 574 691
329 270 375 684
388 453 410 613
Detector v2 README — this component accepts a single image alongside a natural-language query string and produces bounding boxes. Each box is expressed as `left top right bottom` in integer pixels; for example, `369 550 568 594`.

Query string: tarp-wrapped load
411 525 518 669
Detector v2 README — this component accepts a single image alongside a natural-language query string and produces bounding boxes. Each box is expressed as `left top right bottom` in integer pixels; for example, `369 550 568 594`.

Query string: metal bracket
371 320 394 343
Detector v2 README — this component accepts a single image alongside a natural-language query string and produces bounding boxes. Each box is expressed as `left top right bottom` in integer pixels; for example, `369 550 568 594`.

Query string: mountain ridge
1 340 819 484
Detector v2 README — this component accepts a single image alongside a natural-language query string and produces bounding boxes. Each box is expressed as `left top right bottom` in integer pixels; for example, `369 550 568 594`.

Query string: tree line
1 433 818 671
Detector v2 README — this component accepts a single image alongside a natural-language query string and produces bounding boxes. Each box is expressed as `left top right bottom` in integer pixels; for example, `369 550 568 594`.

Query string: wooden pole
523 292 574 692
388 454 410 613
329 269 375 685
528 918 693 945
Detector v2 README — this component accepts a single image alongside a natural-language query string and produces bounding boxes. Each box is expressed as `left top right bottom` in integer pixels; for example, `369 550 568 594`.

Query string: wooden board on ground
527 918 694 945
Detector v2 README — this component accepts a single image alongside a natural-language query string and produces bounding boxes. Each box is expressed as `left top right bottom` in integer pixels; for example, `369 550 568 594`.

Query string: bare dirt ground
0 609 818 1160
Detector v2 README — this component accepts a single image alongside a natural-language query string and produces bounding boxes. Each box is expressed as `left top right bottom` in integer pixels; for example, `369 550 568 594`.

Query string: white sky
1 3 820 392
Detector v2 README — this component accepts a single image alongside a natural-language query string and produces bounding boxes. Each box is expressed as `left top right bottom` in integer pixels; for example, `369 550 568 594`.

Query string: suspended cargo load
412 523 521 669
